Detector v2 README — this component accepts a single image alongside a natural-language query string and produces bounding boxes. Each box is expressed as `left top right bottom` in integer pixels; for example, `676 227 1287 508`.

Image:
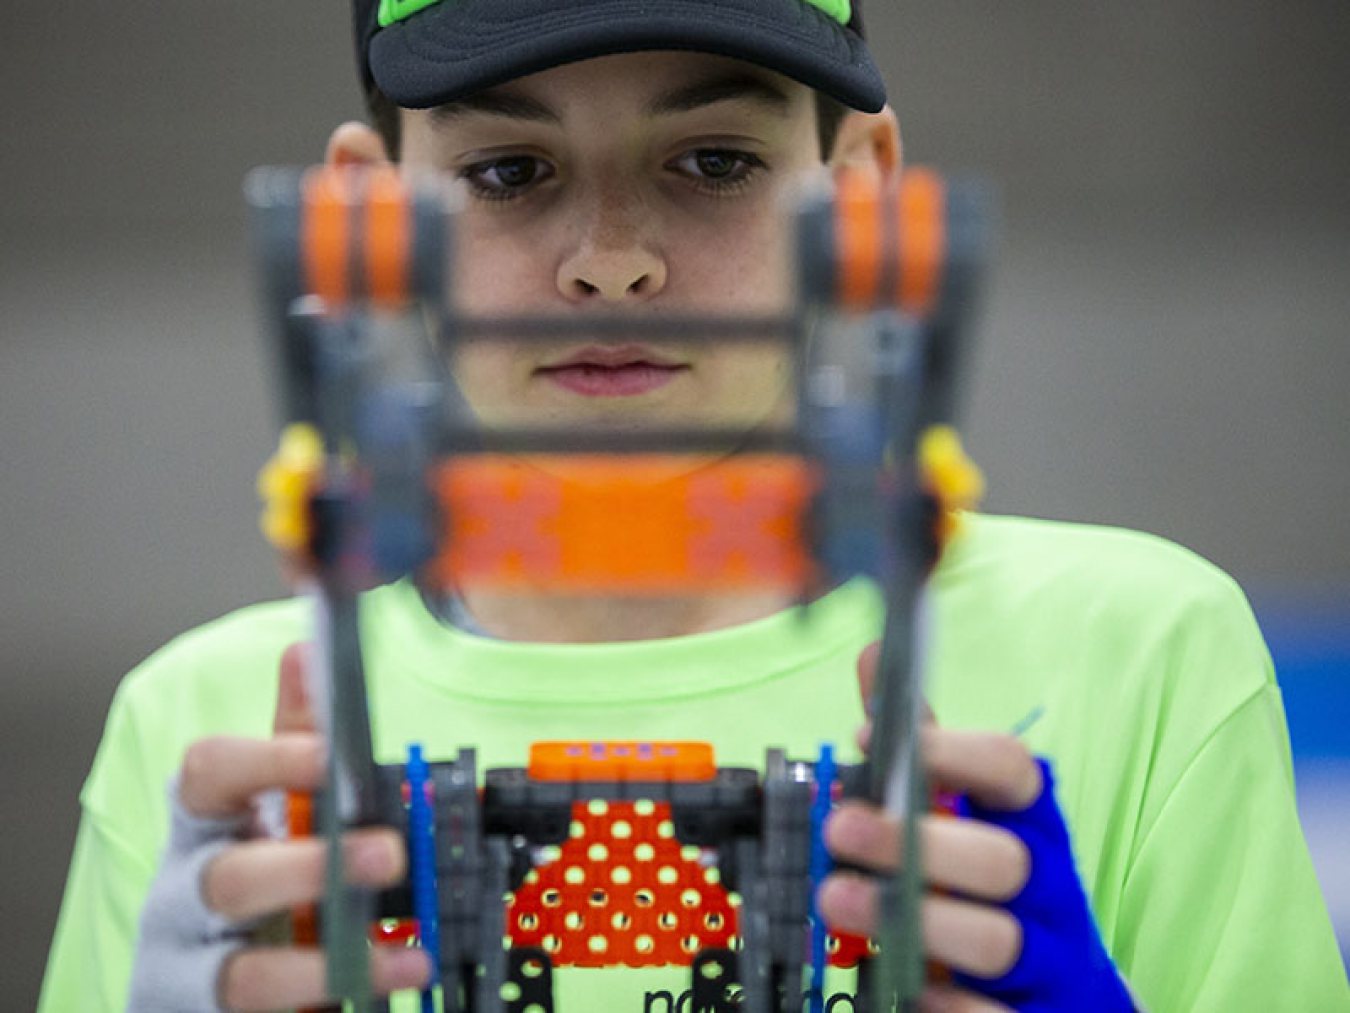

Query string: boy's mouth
536 345 690 397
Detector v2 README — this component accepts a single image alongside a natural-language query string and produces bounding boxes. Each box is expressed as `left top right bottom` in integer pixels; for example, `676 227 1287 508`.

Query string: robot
248 163 991 1012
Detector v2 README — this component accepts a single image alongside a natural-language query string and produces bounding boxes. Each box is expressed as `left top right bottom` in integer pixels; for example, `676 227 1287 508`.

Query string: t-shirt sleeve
1113 683 1349 1009
38 809 157 1012
39 681 164 1013
38 598 313 1011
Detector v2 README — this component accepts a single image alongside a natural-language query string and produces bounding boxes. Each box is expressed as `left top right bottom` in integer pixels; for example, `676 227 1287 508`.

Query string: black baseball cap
353 0 886 114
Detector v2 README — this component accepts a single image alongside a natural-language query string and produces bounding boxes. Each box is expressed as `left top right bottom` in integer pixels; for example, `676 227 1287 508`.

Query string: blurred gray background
3 1 1347 1005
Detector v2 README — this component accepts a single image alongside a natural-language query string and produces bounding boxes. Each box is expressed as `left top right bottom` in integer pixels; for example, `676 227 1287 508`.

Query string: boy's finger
854 640 936 755
816 879 1021 980
273 642 317 735
856 720 873 755
856 640 881 711
204 828 406 923
922 728 1042 811
179 734 325 819
919 984 1013 1012
825 804 1029 901
923 893 1023 980
857 641 937 719
220 943 431 1011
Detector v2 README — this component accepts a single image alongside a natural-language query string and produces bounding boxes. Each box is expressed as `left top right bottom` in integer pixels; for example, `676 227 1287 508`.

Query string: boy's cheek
447 344 538 424
450 230 558 313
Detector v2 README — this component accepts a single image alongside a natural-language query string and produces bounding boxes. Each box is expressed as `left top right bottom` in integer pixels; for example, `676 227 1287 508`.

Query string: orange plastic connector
425 453 819 594
301 165 413 309
834 167 947 315
528 742 717 783
372 918 421 947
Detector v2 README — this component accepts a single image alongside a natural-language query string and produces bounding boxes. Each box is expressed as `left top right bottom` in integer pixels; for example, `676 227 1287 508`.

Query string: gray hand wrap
127 779 254 1012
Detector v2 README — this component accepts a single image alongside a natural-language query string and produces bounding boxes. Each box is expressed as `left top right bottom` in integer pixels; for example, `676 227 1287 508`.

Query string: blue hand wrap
952 758 1137 1011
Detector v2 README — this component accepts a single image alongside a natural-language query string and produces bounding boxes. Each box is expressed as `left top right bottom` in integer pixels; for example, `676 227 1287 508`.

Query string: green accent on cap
379 0 442 28
378 0 851 30
807 0 852 24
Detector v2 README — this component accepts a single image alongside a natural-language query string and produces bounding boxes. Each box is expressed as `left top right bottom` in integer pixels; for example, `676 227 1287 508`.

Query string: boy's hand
817 642 1135 1012
127 644 430 1012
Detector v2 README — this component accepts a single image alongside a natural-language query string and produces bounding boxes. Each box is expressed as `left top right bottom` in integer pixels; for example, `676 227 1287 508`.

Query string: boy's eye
692 151 740 179
460 155 554 199
669 148 766 192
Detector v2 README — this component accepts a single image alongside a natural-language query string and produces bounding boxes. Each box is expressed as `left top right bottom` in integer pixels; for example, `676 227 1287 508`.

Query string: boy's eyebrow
431 90 561 126
430 73 794 126
645 74 794 117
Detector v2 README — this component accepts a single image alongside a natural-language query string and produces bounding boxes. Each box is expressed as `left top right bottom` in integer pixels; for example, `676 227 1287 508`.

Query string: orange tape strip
425 454 819 594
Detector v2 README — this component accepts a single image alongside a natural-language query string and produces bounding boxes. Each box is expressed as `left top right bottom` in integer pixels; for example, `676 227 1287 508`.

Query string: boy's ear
325 121 392 166
828 105 902 178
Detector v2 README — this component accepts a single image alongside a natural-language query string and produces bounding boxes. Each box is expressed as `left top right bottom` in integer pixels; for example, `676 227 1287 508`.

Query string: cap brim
369 0 886 113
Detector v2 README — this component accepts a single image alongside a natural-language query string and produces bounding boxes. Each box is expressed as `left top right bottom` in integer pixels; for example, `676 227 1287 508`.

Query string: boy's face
398 51 829 434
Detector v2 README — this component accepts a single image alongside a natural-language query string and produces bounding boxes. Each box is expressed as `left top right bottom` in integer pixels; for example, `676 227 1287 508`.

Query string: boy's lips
536 345 690 397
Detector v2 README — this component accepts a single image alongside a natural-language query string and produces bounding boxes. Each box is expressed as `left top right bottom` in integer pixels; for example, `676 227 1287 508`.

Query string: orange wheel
834 167 883 310
364 167 412 308
301 166 352 307
895 168 946 317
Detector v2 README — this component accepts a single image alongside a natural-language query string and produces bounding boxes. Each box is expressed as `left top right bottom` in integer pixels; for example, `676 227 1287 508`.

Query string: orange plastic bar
895 168 946 317
363 167 411 308
528 742 717 783
424 454 819 594
301 166 351 307
287 792 320 946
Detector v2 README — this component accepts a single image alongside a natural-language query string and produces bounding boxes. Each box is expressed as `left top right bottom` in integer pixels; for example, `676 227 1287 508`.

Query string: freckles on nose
586 190 647 249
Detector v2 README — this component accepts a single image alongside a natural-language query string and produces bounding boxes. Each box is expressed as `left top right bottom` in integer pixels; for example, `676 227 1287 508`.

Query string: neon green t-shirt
40 514 1348 1010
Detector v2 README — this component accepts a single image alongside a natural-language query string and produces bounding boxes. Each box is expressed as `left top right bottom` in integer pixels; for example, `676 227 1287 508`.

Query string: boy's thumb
855 639 937 755
856 640 880 712
273 641 318 734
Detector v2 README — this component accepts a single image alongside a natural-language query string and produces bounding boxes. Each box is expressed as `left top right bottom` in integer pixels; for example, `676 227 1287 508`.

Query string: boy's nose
556 197 668 303
558 244 668 302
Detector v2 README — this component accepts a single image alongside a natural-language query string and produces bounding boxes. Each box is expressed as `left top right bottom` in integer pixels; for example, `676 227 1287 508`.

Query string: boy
41 1 1347 1010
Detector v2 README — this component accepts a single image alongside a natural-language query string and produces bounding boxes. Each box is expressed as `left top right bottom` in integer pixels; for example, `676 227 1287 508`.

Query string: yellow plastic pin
918 424 984 542
257 423 323 553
